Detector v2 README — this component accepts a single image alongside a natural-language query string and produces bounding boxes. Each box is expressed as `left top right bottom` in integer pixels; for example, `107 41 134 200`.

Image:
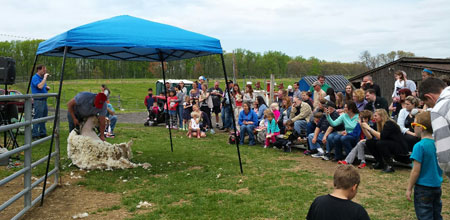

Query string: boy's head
313 112 323 124
413 111 433 137
285 120 294 131
152 102 158 107
148 88 153 95
359 110 372 123
334 165 360 200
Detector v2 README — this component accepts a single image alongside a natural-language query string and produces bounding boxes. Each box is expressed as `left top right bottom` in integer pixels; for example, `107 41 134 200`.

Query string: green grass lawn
3 122 449 219
11 78 301 112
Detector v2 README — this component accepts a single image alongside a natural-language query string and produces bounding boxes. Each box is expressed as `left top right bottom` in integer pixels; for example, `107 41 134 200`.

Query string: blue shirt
31 73 48 96
410 138 443 187
106 103 115 118
257 104 268 121
238 110 258 126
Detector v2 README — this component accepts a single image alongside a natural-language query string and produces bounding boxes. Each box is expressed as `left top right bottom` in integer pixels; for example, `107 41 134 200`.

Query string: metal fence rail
0 93 60 220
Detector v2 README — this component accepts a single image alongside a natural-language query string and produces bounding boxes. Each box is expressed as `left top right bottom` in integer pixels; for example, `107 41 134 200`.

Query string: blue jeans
326 132 340 153
294 120 307 135
240 124 256 145
307 132 325 150
177 104 183 127
414 185 442 220
221 105 232 129
334 135 358 160
306 121 316 136
32 99 48 138
108 115 117 133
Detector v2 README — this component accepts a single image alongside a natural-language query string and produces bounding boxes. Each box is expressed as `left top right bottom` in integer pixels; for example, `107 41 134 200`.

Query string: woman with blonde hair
352 89 367 112
365 109 409 173
396 95 421 150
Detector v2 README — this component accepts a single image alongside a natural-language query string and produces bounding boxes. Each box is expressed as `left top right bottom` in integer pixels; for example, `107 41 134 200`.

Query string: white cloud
0 0 449 61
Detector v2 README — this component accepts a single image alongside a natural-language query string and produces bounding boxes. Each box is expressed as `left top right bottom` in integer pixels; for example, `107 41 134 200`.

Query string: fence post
23 97 32 208
117 94 121 109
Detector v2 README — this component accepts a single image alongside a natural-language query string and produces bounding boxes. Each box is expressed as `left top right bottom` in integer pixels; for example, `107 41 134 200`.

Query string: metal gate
0 92 59 220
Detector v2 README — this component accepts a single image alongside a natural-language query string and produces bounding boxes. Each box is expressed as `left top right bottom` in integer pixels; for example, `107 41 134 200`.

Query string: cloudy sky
1 0 449 62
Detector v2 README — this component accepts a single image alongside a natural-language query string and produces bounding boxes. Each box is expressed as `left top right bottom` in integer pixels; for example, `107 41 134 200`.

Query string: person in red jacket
167 89 179 129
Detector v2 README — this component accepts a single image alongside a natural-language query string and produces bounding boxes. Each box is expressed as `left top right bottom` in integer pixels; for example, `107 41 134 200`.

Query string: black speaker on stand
0 57 19 152
0 57 16 86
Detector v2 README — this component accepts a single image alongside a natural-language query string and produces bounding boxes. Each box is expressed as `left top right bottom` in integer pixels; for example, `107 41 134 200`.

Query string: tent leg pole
221 54 243 174
41 46 68 206
159 54 174 152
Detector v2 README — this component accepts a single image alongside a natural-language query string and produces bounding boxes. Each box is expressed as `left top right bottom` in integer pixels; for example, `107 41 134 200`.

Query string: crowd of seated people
235 71 437 174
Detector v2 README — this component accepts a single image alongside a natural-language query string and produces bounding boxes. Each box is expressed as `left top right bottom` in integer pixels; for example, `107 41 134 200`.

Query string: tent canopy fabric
36 15 223 61
299 75 350 93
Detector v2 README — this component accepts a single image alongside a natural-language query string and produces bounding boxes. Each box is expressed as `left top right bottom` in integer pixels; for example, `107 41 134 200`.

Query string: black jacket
381 121 409 154
365 96 389 113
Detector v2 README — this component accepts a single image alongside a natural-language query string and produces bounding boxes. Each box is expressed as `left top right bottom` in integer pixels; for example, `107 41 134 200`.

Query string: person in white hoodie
419 77 450 179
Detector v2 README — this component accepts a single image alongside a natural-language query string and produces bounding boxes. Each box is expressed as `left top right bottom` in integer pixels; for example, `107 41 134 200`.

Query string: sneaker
321 154 331 161
284 146 292 153
303 150 311 155
166 125 169 128
358 163 366 169
210 129 215 134
106 133 115 138
337 160 347 165
311 152 324 158
382 166 395 173
263 145 268 149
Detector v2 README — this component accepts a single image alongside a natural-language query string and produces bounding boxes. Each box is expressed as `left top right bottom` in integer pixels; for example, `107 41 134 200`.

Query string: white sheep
67 116 136 170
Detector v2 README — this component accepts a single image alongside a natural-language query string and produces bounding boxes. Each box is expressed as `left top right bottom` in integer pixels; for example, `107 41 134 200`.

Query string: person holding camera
360 75 381 97
31 64 50 140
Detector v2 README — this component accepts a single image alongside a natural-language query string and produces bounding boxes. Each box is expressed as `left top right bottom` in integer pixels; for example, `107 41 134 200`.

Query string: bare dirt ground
0 170 135 220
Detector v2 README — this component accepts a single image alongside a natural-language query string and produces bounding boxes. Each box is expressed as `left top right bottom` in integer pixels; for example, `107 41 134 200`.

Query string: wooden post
269 74 274 105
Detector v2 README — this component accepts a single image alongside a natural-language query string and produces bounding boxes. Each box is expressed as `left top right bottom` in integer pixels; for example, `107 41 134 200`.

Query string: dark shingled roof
349 57 450 81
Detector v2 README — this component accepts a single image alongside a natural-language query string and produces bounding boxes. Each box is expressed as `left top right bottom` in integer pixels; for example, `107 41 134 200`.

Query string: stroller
144 99 166 126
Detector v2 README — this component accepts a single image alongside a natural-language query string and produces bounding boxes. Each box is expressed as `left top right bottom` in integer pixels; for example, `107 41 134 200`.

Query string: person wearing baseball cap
198 76 206 90
67 92 108 141
421 68 434 80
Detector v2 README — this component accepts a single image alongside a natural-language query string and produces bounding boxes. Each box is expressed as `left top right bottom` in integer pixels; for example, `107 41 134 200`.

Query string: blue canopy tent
30 15 243 205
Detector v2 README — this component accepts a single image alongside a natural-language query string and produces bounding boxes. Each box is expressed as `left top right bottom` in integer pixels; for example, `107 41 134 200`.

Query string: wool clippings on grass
72 212 88 219
136 201 152 209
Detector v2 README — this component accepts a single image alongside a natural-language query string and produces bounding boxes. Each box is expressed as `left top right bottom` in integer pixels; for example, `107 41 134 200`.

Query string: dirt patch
208 187 251 195
0 171 133 220
169 199 191 207
186 166 203 171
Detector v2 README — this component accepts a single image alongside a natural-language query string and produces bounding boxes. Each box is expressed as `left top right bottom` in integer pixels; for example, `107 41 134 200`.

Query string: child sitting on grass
188 111 201 139
338 110 374 168
264 110 280 148
406 111 443 220
307 165 370 220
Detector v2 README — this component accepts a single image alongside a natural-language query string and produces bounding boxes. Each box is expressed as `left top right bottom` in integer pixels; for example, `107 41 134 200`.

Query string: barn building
349 57 450 102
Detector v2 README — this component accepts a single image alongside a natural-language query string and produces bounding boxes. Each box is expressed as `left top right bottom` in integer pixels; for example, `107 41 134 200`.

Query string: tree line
1 40 414 82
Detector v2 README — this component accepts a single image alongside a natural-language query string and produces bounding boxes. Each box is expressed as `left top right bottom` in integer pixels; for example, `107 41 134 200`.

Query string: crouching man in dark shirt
307 165 370 220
